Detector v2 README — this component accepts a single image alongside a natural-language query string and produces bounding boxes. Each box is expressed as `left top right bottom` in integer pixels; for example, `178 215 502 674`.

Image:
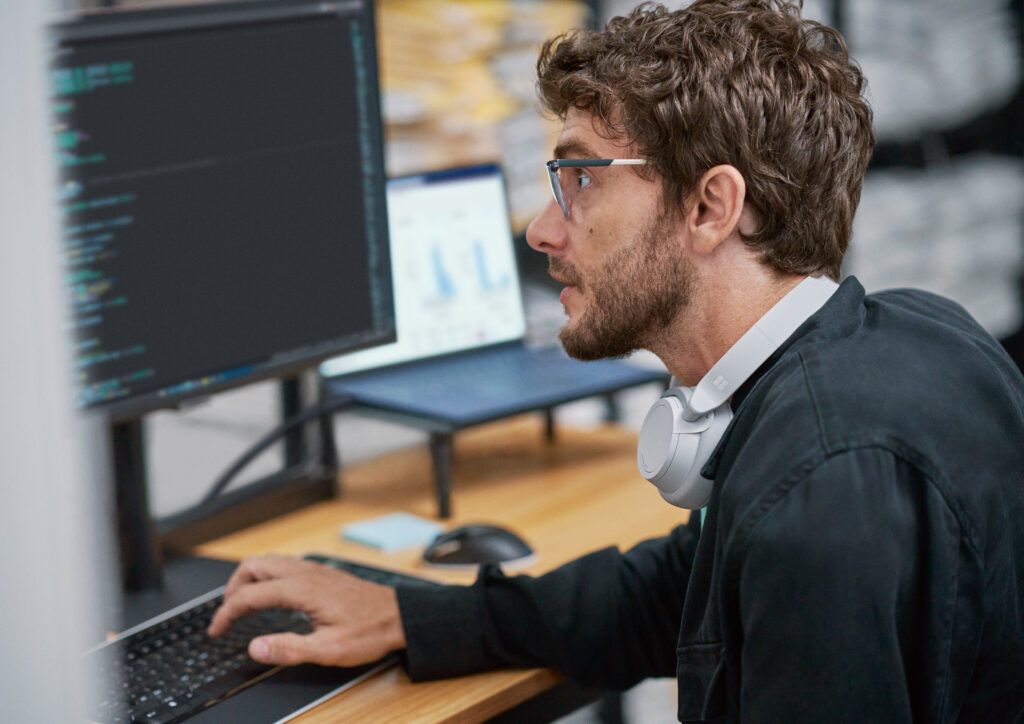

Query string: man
209 1 1024 720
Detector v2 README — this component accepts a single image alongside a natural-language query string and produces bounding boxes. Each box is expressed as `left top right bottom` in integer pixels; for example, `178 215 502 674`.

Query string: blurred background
8 0 1023 720
58 0 1018 525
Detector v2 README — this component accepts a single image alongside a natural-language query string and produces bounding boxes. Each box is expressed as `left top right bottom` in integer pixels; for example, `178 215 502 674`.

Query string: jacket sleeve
396 517 698 689
733 446 967 723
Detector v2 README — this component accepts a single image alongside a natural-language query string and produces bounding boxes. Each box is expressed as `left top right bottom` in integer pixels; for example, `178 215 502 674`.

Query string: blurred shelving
837 0 1024 348
376 0 591 232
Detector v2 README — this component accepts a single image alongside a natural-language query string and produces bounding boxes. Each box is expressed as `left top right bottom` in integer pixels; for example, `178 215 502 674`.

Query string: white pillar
0 3 116 720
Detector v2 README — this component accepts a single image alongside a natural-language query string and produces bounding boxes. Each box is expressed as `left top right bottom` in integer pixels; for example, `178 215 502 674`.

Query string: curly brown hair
536 0 874 280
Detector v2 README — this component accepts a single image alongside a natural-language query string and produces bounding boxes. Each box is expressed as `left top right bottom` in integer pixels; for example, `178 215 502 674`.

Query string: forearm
397 522 696 688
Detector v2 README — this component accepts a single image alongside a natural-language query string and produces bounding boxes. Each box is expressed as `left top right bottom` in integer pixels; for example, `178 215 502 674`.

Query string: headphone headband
686 275 840 416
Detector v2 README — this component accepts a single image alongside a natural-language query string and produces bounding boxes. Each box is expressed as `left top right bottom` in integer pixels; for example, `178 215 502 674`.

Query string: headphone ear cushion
637 388 732 509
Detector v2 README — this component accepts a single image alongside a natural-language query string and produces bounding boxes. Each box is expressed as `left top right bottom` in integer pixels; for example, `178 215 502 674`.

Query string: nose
525 197 568 255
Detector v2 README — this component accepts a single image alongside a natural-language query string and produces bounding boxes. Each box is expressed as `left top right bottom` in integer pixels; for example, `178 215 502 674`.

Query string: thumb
248 632 314 666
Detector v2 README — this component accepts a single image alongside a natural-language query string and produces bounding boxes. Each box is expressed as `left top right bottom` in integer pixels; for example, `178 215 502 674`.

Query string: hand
207 554 407 667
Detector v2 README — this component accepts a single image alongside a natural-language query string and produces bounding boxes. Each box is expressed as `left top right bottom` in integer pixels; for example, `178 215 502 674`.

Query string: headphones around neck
637 275 840 509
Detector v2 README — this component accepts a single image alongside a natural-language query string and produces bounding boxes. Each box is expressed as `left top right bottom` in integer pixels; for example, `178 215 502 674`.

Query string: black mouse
422 523 535 568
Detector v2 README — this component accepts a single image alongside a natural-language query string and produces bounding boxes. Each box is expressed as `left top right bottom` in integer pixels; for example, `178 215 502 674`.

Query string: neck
650 267 806 386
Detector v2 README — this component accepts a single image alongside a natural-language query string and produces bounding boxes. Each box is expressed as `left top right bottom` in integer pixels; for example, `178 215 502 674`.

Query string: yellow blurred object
377 0 590 231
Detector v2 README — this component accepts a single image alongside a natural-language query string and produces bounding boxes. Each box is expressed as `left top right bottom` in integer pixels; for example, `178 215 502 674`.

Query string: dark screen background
55 3 393 413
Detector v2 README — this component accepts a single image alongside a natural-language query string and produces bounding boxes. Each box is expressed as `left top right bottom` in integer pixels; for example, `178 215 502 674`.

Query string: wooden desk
196 416 687 723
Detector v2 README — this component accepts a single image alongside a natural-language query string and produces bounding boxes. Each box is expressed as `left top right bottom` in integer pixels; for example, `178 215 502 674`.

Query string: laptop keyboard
90 557 437 724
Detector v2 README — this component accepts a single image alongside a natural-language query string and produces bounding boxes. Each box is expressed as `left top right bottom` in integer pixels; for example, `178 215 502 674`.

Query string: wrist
383 586 407 651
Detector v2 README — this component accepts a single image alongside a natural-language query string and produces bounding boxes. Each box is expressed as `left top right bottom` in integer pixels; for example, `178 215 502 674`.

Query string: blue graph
431 245 454 299
473 240 508 292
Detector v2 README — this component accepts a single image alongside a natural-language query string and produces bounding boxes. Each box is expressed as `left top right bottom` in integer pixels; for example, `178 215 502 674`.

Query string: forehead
555 108 635 158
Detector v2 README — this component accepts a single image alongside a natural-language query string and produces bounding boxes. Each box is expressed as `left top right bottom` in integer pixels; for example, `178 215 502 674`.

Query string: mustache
548 257 583 288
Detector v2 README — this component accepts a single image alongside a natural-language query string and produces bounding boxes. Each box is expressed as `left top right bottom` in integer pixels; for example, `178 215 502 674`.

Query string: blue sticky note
340 512 444 553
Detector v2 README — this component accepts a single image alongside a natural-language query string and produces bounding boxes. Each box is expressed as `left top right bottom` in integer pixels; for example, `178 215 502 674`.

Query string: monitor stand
110 378 334 630
112 417 165 593
111 419 237 629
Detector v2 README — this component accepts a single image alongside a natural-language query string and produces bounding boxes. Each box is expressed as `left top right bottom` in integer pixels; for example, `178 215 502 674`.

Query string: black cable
200 392 357 505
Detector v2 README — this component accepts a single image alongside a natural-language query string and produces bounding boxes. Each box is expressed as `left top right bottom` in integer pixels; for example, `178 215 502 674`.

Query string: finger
248 632 320 666
222 553 301 598
208 578 305 637
250 630 375 668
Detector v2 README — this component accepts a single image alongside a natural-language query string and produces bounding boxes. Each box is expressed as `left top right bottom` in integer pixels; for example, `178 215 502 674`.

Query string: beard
553 215 693 361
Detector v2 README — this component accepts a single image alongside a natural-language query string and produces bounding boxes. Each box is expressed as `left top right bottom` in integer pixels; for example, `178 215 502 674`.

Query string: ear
687 165 746 256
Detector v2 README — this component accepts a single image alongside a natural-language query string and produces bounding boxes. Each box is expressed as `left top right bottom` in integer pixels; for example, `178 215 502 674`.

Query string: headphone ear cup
638 393 701 482
637 387 732 509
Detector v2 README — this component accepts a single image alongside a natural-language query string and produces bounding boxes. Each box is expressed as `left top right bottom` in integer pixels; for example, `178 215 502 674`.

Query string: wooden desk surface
196 415 687 723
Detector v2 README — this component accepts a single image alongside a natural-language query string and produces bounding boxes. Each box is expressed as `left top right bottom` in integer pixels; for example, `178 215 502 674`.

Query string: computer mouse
422 523 535 569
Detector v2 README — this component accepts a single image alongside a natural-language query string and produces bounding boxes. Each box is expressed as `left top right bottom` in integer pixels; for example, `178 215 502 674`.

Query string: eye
577 170 592 190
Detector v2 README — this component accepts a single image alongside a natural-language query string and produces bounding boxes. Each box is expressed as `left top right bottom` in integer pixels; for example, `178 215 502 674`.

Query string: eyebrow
553 139 600 159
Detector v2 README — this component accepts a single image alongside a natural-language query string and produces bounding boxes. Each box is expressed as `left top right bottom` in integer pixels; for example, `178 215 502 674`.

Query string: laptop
320 164 667 428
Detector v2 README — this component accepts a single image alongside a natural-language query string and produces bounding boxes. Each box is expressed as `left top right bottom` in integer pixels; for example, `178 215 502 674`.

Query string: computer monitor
49 0 395 591
321 164 526 377
51 0 394 422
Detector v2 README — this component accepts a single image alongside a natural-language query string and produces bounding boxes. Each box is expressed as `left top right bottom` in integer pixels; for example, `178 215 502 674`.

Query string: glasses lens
546 161 569 218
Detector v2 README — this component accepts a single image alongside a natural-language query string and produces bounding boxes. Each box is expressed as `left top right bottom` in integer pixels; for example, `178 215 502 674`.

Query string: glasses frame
545 158 647 219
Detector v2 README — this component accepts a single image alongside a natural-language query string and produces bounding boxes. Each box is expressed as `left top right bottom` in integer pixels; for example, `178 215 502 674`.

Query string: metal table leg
429 432 454 518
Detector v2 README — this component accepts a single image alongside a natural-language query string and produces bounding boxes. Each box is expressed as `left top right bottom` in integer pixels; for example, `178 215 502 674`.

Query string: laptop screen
320 164 526 377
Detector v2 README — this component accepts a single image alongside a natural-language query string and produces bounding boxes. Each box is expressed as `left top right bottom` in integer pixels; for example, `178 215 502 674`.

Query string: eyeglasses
545 158 647 219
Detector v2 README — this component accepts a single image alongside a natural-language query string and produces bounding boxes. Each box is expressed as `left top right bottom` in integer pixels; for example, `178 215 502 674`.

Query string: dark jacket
396 277 1024 722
